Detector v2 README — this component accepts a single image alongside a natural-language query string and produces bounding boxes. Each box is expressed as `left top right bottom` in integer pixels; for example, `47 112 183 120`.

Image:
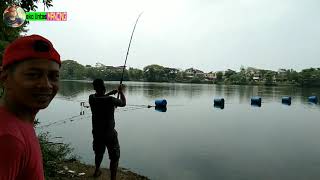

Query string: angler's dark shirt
89 94 125 138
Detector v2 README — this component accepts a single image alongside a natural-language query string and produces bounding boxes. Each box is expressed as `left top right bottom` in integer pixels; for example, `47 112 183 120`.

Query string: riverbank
37 129 149 180
47 160 149 180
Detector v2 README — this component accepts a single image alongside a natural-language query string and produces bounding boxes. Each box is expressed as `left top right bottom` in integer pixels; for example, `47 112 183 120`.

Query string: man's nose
37 75 53 89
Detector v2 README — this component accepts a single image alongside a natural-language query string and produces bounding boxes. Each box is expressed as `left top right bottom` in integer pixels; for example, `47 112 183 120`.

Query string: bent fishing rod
117 12 143 99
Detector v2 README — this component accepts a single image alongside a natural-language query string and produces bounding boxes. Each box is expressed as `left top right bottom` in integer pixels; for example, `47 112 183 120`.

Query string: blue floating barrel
155 99 167 107
214 98 225 109
282 96 291 105
155 106 167 112
308 96 318 104
251 96 262 106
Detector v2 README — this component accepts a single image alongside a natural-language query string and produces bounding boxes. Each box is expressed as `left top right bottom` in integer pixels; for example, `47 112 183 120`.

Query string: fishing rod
117 12 143 99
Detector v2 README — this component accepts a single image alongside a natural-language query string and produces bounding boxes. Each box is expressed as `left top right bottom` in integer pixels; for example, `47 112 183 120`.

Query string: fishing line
38 104 156 129
37 114 86 129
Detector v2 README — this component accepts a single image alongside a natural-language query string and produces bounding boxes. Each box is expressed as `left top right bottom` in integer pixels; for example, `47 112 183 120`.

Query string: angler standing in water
89 79 126 179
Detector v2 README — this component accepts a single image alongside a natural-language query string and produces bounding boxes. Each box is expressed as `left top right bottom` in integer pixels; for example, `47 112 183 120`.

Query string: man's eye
49 74 59 81
26 73 40 78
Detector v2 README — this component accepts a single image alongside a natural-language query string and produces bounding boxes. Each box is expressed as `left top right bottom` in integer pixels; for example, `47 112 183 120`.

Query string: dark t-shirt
89 94 124 138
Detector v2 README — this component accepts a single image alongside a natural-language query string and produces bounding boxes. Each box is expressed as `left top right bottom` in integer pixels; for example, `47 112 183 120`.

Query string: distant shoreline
60 79 315 88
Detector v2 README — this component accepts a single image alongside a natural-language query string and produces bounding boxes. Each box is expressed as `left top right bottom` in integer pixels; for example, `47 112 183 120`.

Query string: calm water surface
36 81 320 180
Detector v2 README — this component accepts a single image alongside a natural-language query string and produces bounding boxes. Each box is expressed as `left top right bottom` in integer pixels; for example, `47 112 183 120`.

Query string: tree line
60 60 320 87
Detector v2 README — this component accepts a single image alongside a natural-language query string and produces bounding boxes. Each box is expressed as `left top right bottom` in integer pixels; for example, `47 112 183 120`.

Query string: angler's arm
117 91 126 107
113 84 126 107
105 90 118 96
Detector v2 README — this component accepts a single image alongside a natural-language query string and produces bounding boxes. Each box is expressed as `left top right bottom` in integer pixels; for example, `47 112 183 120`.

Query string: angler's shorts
92 130 120 161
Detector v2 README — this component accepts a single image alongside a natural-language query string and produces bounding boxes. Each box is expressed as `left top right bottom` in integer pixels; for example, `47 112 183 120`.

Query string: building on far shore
204 71 217 80
185 68 204 78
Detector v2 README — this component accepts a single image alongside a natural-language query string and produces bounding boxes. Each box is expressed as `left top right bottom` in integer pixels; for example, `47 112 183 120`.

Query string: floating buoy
155 99 167 107
214 98 225 109
308 96 318 104
155 106 167 112
251 96 262 107
282 96 291 105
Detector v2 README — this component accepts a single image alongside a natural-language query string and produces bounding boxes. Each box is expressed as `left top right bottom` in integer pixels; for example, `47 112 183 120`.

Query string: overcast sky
26 0 320 72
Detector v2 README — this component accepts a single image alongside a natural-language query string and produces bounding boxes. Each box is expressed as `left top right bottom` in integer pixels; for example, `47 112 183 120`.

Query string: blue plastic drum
155 99 167 107
282 96 291 105
251 96 262 107
308 96 318 104
214 98 225 109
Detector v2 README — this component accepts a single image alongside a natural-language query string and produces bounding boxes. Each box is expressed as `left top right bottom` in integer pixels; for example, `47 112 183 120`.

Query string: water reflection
44 81 320 180
57 81 320 108
58 81 92 97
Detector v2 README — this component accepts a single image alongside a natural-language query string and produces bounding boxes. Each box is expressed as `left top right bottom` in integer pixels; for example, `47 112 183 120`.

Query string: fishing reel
80 101 89 115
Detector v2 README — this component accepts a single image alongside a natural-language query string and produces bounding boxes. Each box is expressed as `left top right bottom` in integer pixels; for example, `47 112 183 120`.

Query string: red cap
2 34 61 68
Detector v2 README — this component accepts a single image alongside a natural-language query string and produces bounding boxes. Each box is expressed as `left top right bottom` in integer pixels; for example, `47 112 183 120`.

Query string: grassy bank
47 160 149 180
36 120 149 180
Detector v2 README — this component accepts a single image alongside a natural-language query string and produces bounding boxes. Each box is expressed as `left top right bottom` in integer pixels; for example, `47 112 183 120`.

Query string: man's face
1 59 60 110
8 7 17 18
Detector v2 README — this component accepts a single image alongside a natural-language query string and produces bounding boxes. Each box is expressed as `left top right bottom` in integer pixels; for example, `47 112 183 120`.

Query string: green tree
190 76 201 83
143 64 167 82
175 71 188 82
0 0 53 63
287 69 299 83
229 73 247 84
128 67 144 81
164 67 179 82
216 72 223 82
224 69 236 79
264 71 274 85
60 60 87 80
298 68 320 87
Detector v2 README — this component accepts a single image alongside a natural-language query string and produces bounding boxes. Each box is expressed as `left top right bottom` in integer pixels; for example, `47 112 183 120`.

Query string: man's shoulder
90 94 113 100
89 94 96 101
0 108 27 145
0 123 26 148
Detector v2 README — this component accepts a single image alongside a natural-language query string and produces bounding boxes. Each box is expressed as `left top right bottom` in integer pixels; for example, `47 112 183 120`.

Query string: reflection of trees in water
297 87 320 105
238 86 251 103
57 81 320 107
142 83 186 98
180 84 203 99
58 81 122 98
58 81 92 98
254 86 277 101
237 85 320 105
223 85 237 98
58 81 125 98
259 86 319 105
127 83 205 99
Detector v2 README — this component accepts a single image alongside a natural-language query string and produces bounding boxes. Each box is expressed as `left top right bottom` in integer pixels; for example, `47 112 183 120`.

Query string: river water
36 81 320 180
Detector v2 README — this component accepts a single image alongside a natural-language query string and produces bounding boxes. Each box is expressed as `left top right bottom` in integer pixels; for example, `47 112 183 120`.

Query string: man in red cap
0 34 61 179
